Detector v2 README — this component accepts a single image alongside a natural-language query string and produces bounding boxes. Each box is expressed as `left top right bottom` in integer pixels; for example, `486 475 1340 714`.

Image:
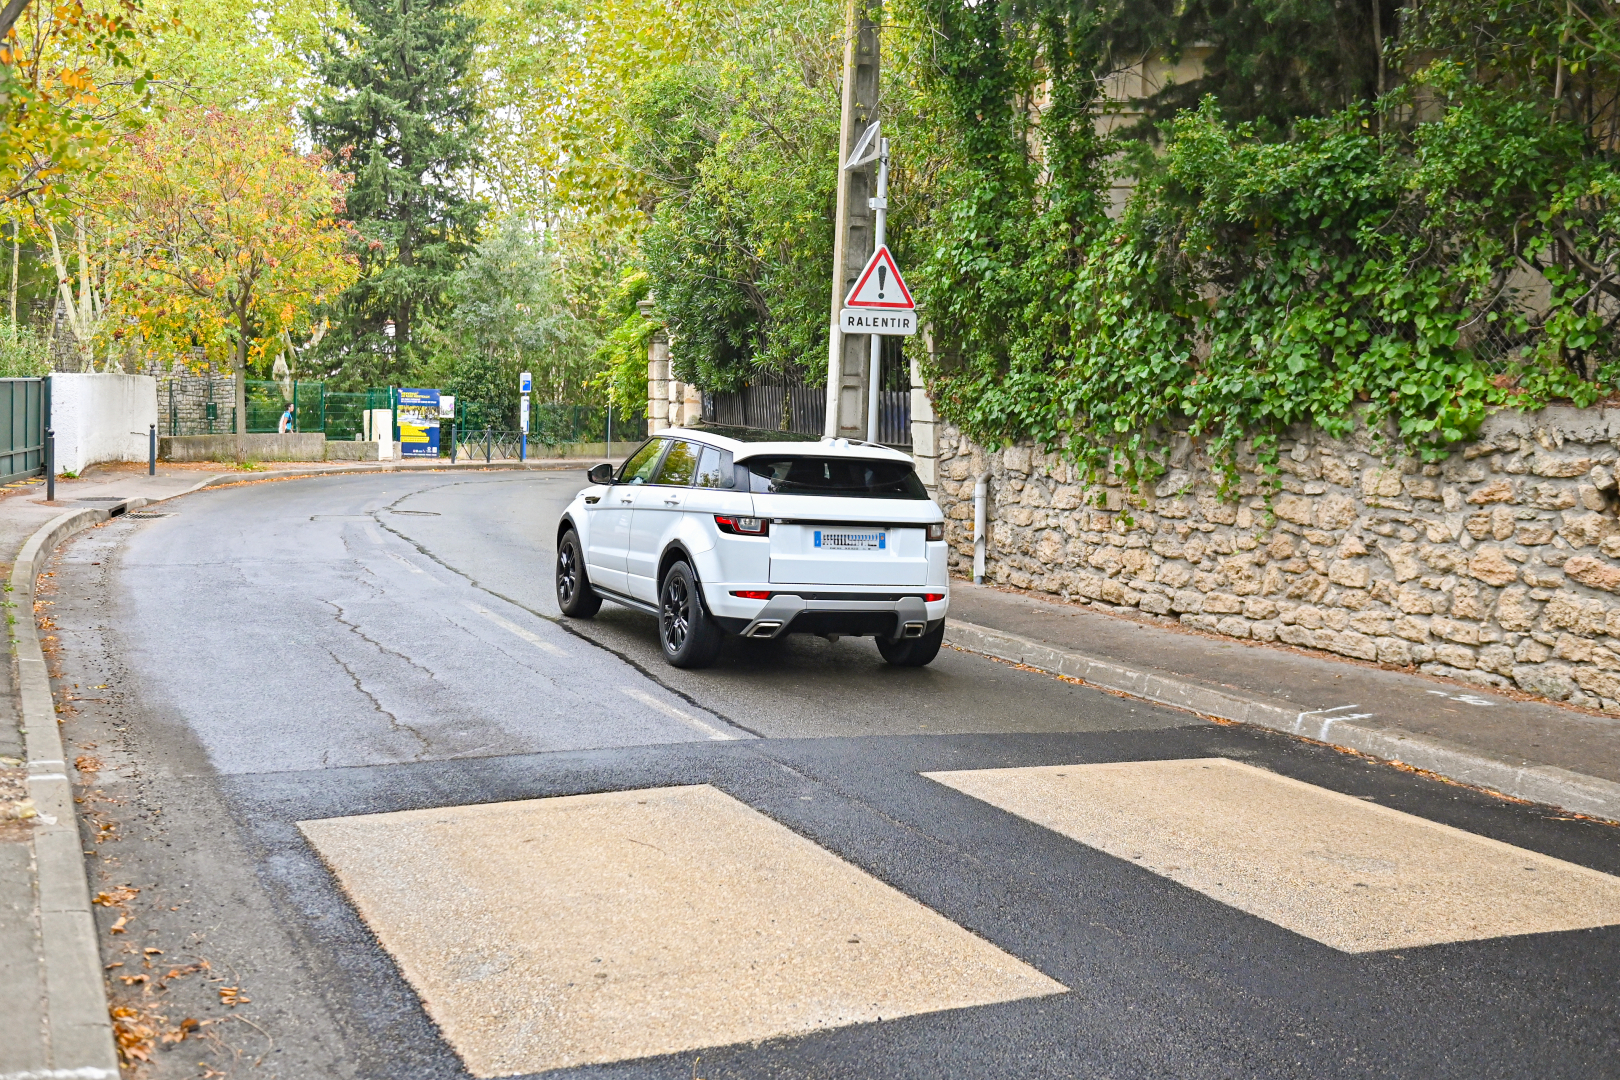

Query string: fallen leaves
111 1005 156 1063
93 885 139 906
218 986 250 1007
108 915 128 934
74 754 102 773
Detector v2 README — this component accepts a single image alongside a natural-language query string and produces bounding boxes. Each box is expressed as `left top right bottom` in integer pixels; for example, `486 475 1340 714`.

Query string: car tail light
715 515 768 536
924 592 945 602
731 590 771 599
926 522 945 541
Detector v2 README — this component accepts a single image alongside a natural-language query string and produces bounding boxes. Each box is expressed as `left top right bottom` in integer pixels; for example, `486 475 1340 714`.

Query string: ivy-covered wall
934 408 1620 712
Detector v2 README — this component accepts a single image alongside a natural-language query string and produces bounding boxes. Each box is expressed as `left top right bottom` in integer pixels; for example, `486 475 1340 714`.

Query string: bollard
449 422 457 464
45 428 54 502
148 423 156 475
485 427 492 464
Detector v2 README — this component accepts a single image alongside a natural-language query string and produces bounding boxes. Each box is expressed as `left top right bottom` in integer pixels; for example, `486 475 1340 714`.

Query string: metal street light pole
866 138 888 443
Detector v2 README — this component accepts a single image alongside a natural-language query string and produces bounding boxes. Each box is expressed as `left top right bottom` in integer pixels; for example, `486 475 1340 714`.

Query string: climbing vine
906 0 1620 484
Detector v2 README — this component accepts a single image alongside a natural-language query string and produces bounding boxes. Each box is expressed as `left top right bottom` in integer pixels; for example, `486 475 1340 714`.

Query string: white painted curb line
945 619 1620 822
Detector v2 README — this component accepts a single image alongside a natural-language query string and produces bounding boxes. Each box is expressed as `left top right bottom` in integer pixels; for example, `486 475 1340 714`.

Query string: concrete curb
945 619 1620 822
11 506 125 1079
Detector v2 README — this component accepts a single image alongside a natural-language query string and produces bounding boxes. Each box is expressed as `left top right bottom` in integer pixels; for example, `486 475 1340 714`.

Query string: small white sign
520 395 530 433
839 308 917 336
844 246 915 309
519 371 533 394
439 394 455 419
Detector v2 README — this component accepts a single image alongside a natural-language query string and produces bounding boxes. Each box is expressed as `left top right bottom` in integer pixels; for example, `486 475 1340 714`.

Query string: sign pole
826 0 880 439
866 137 888 443
519 371 532 464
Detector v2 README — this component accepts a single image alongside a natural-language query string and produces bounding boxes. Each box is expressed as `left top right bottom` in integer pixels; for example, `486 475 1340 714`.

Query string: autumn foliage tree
111 107 358 433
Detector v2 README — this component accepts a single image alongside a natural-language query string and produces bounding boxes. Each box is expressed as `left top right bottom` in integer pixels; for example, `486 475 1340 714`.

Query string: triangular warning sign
844 246 915 309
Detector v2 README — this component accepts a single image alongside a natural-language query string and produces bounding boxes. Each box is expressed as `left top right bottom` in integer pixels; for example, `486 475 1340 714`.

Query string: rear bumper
710 590 948 642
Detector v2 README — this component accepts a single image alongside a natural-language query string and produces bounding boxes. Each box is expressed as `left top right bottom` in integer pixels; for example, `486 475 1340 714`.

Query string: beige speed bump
926 757 1620 954
301 785 1064 1077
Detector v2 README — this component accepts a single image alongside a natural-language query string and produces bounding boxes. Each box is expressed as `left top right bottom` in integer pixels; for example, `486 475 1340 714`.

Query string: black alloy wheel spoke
558 548 576 602
663 579 689 651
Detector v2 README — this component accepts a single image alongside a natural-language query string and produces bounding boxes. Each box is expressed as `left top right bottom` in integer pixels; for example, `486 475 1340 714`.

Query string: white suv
555 424 950 668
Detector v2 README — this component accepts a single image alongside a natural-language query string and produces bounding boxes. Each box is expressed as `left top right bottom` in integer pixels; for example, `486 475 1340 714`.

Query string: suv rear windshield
744 456 929 499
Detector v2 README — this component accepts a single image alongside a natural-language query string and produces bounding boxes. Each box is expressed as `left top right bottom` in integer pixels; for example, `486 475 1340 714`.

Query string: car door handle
619 497 633 504
663 497 682 505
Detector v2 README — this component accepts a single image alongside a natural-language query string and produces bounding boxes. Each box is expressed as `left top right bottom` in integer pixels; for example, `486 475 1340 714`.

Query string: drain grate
125 511 173 519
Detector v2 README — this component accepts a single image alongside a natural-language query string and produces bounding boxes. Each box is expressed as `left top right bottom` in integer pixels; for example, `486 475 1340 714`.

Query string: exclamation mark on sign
877 265 887 300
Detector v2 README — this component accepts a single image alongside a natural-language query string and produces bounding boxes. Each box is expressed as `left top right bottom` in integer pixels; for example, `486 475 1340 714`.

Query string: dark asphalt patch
230 725 1620 1080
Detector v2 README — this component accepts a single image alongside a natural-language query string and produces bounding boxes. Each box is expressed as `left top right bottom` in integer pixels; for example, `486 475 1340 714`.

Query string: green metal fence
180 381 394 440
168 380 641 453
0 378 44 484
454 401 645 448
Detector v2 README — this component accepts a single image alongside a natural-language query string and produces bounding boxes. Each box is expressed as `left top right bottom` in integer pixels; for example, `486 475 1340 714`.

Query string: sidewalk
0 457 586 1077
945 581 1620 821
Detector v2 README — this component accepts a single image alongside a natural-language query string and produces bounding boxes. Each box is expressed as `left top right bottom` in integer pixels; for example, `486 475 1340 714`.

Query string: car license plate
814 529 885 551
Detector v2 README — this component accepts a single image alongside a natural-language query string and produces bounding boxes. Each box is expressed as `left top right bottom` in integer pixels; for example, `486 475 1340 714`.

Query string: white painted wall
49 374 159 475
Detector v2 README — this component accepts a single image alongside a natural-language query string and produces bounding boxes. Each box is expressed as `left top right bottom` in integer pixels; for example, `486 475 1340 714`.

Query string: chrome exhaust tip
748 621 784 638
901 621 926 638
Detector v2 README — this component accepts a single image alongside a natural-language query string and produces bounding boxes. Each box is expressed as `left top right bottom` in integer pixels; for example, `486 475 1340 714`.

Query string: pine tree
306 0 485 385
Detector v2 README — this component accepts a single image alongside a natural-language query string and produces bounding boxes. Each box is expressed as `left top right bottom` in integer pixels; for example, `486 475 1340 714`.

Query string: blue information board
398 388 441 457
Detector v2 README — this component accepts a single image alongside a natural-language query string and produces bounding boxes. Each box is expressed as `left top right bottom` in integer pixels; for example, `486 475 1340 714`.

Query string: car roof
660 424 915 463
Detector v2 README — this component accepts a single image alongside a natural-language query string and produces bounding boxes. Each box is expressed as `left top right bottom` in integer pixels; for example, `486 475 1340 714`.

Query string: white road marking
301 786 1062 1075
387 552 424 574
928 758 1620 953
618 686 737 740
1293 703 1375 739
1427 689 1495 707
469 604 568 656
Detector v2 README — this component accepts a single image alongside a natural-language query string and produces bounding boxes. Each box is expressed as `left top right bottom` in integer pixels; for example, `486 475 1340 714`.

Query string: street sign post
841 244 915 336
834 131 916 440
519 372 531 462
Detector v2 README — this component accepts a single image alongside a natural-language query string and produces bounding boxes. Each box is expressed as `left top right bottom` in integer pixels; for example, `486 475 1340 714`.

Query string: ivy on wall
908 0 1620 484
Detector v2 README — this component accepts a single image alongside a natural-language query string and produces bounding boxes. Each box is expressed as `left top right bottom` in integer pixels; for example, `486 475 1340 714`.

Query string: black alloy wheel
658 561 724 668
556 530 601 617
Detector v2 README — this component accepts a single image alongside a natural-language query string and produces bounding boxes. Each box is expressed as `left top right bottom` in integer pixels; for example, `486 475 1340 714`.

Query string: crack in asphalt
368 479 764 740
326 647 433 759
324 598 444 683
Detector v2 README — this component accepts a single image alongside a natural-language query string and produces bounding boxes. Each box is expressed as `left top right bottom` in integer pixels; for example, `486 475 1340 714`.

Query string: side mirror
587 462 615 485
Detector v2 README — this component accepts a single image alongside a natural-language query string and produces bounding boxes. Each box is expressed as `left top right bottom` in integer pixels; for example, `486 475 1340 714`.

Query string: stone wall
932 408 1620 712
156 373 237 435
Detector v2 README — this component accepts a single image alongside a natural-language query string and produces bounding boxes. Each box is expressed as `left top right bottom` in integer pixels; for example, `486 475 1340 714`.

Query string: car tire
659 561 724 669
556 530 602 618
876 620 945 667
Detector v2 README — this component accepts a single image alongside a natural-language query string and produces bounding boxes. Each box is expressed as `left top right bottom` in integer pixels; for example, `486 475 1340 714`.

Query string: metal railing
699 351 911 447
448 427 525 463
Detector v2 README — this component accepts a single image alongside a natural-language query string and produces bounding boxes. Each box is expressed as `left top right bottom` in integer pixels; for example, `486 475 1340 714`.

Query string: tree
631 48 843 390
306 0 485 386
0 0 158 209
419 220 587 421
111 107 358 433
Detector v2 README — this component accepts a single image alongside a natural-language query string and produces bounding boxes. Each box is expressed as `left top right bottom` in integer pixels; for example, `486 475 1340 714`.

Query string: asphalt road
45 470 1620 1080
